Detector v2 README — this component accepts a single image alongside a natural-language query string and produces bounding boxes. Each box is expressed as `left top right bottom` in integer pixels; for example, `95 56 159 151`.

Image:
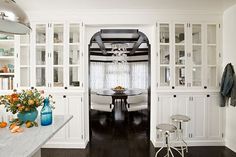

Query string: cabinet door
172 95 189 138
50 23 65 88
188 95 206 139
190 24 203 88
207 94 223 139
67 95 83 142
34 23 49 88
158 23 171 88
49 93 67 142
173 23 188 88
67 23 82 89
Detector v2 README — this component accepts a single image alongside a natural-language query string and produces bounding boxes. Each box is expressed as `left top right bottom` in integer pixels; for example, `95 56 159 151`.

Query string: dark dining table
96 89 142 105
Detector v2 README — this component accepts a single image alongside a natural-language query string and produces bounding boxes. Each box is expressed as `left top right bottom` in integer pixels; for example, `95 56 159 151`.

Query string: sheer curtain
90 62 148 90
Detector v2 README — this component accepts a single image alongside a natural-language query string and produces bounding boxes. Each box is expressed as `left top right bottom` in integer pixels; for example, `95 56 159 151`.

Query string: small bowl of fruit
112 86 126 93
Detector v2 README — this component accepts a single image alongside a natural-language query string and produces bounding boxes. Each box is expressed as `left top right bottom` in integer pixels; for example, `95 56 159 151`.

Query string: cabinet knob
207 94 210 97
63 95 66 98
204 86 207 89
172 86 175 89
173 95 176 98
64 87 68 90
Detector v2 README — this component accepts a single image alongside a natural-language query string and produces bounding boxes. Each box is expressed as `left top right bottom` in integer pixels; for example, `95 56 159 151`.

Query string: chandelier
111 43 128 64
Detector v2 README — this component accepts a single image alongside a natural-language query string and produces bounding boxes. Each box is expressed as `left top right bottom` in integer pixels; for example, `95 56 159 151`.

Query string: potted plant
0 88 44 123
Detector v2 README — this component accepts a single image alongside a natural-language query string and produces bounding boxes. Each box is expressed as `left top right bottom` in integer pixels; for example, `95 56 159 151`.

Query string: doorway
88 29 151 151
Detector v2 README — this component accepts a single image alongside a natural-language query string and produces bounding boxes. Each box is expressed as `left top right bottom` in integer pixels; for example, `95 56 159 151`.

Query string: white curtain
90 62 148 90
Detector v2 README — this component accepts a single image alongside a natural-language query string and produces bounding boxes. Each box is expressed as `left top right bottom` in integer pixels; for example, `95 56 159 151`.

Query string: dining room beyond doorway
88 29 151 146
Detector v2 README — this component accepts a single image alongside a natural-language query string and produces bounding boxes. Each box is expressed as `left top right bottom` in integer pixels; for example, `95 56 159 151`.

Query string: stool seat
171 114 190 122
156 123 177 133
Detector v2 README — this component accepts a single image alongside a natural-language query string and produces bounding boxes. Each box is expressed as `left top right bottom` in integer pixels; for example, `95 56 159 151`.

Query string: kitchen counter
0 115 73 157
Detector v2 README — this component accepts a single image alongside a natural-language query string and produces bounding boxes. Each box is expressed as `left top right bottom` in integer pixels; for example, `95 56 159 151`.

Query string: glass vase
40 97 52 126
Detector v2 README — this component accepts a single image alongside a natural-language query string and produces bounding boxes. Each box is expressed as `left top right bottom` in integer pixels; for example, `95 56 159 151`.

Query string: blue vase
40 97 52 126
17 108 38 122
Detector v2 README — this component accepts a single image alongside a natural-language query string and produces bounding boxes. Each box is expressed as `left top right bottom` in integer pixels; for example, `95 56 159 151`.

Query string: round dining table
96 89 142 105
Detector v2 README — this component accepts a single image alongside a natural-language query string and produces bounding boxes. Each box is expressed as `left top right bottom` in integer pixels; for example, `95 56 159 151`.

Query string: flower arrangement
0 88 44 114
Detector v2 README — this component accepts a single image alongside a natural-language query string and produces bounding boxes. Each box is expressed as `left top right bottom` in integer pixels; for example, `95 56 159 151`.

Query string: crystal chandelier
111 43 128 64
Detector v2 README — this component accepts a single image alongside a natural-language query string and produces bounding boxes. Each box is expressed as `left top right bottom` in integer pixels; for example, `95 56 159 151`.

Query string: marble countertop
0 115 73 157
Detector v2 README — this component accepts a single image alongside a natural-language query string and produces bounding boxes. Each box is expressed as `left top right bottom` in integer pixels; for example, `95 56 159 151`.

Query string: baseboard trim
152 140 225 148
225 139 236 153
43 141 88 149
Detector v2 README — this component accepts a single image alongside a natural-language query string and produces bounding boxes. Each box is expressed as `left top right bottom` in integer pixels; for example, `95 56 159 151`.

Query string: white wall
223 4 236 152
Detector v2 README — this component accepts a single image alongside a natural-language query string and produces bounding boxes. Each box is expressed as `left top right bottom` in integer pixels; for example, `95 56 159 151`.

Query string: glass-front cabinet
157 22 219 90
32 22 82 90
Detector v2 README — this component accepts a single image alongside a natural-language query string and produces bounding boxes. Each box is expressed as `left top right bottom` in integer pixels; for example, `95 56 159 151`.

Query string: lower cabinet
43 91 86 148
156 92 223 145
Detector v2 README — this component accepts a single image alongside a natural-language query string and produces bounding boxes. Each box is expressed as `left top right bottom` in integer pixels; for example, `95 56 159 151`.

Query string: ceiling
15 0 236 13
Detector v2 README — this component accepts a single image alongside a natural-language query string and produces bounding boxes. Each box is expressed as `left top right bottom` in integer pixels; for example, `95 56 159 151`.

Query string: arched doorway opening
88 29 151 144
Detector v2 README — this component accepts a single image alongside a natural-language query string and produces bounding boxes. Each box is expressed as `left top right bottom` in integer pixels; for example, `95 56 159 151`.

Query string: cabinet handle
207 94 210 97
172 86 175 89
173 95 176 98
63 95 66 98
204 86 207 89
65 87 68 90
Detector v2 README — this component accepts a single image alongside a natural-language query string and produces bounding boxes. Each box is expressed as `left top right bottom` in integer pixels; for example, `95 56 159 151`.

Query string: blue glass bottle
40 97 52 126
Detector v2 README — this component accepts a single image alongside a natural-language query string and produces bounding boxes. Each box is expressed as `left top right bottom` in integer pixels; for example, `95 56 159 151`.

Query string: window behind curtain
90 62 148 90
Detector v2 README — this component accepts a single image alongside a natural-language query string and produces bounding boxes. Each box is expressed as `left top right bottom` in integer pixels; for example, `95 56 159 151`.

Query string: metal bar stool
171 115 191 156
155 124 183 157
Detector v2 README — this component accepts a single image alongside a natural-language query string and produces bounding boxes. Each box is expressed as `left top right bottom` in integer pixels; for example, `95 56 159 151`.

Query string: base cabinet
44 91 86 148
156 92 223 145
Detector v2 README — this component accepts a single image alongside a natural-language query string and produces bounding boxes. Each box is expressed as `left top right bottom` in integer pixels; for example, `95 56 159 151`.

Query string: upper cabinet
31 22 83 90
157 22 220 90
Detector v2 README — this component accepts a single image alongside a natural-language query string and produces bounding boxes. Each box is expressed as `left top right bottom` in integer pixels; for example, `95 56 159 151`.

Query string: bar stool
155 124 183 157
171 115 190 156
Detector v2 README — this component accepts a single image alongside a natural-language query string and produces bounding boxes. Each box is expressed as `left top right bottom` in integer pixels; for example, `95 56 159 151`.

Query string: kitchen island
0 115 73 157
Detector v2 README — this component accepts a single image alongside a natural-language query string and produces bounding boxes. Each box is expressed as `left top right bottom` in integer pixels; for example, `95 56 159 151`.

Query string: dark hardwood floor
42 111 236 157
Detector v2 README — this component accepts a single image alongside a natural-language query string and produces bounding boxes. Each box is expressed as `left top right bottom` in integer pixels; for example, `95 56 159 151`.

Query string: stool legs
155 132 182 157
176 121 188 156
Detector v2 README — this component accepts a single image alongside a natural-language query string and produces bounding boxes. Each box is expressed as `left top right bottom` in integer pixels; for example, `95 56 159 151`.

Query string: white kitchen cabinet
44 92 84 148
30 22 83 90
157 22 220 90
206 94 223 140
156 93 223 144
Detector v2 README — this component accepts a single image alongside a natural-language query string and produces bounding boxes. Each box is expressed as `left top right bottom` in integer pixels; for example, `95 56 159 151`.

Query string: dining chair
90 93 114 112
126 93 148 124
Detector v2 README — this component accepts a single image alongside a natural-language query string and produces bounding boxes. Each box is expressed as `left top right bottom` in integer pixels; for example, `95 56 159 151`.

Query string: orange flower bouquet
0 88 44 114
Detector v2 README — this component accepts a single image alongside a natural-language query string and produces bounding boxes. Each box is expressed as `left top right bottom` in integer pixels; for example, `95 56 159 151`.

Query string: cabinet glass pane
175 67 185 86
20 46 30 65
207 46 216 65
207 25 216 44
192 24 201 44
36 24 46 44
175 24 185 43
175 45 185 65
69 67 80 87
36 67 46 86
20 35 30 44
69 45 80 65
53 24 63 43
207 67 216 87
192 67 202 86
192 46 202 65
69 24 80 43
53 45 63 65
160 66 170 86
53 67 64 87
160 24 169 43
36 46 46 65
160 45 170 64
20 67 30 86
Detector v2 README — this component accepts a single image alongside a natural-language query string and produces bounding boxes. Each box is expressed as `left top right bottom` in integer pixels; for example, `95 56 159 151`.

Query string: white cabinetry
157 22 220 90
45 92 85 148
156 93 223 145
